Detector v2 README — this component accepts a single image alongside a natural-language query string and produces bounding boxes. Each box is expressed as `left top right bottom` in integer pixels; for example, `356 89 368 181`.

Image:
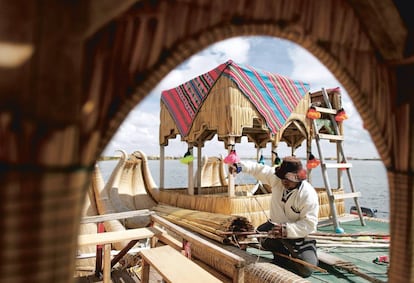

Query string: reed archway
1 1 412 282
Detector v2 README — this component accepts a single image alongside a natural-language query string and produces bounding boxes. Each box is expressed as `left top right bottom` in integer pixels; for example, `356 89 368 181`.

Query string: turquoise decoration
335 227 345 234
258 154 265 165
272 151 282 166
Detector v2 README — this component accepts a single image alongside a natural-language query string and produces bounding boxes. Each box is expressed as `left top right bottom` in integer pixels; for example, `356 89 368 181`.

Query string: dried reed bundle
110 150 157 228
154 189 272 227
93 152 129 250
153 204 254 243
309 235 389 243
76 165 102 270
244 262 310 283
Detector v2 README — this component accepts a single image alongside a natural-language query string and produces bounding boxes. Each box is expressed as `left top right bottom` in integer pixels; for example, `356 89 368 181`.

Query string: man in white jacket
231 156 319 277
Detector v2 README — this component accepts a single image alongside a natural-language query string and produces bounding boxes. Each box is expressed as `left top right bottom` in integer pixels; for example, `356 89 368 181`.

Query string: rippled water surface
99 159 389 219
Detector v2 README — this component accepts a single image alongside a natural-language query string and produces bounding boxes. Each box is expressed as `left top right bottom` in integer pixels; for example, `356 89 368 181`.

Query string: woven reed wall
315 188 345 218
3 1 411 282
156 186 343 227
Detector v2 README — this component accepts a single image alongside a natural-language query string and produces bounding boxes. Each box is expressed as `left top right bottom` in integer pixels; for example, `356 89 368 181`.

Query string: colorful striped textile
161 60 309 137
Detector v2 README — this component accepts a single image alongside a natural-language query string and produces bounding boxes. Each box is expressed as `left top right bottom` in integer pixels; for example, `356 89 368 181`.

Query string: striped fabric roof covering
161 60 310 137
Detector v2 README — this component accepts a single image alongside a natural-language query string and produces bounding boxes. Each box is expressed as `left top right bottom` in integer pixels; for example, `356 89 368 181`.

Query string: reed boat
79 150 389 283
76 61 389 282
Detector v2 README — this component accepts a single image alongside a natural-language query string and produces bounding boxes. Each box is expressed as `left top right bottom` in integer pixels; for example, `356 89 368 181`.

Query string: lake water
99 159 389 220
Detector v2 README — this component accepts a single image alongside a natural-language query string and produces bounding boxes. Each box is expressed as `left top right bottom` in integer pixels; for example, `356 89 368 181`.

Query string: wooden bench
140 245 222 283
151 214 245 283
78 227 161 283
79 209 155 277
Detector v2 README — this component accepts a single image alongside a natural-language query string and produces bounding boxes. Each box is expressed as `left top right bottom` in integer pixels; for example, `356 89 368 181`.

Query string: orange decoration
335 108 348 122
306 107 321 119
307 153 320 169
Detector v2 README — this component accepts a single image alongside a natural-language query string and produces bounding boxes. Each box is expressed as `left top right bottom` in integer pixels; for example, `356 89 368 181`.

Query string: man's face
281 178 299 189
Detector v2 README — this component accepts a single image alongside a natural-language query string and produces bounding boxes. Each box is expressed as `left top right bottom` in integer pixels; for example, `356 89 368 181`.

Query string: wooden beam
78 227 161 246
80 209 153 224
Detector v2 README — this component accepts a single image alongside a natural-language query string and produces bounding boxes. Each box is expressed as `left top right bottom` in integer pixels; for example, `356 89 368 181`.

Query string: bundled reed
315 187 345 218
75 165 102 273
156 190 271 227
152 204 254 243
93 153 130 250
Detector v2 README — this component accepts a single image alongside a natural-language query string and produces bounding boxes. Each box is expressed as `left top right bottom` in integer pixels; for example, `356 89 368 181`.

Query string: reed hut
159 60 310 191
153 60 345 226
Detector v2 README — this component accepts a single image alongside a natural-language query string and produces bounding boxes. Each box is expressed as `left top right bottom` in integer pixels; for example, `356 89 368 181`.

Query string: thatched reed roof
160 60 310 149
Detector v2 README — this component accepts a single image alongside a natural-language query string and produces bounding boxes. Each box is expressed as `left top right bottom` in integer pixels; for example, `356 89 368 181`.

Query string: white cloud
104 37 379 159
287 44 378 158
288 45 340 90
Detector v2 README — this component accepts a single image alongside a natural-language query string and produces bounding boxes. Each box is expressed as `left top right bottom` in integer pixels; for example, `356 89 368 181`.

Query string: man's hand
268 223 287 238
229 163 242 175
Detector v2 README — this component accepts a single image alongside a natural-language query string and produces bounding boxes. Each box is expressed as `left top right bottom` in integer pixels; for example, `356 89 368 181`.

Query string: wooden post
141 258 150 283
337 142 343 189
188 147 194 195
197 146 202 194
103 244 111 283
94 222 104 277
307 135 312 182
160 145 165 189
227 138 235 197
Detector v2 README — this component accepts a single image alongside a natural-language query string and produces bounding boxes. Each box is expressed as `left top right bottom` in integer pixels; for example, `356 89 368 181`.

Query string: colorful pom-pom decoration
258 154 265 165
272 151 282 166
335 108 348 122
306 153 320 169
224 149 240 164
340 159 347 171
298 168 308 180
180 149 194 164
306 107 321 119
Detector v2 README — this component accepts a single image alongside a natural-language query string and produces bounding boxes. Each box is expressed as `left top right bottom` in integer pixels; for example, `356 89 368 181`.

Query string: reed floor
75 216 389 283
246 216 389 283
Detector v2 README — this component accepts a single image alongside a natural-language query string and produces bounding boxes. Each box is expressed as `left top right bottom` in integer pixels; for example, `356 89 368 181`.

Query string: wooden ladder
311 88 365 232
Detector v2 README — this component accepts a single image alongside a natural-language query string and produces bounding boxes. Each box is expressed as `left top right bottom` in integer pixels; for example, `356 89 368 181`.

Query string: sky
103 36 379 159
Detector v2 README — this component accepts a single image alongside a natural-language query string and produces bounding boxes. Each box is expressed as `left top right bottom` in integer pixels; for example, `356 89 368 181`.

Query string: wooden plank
318 133 344 140
333 192 361 200
140 245 222 283
324 163 352 169
81 209 153 224
103 244 111 283
157 231 182 250
313 106 337 114
78 227 161 246
151 214 245 267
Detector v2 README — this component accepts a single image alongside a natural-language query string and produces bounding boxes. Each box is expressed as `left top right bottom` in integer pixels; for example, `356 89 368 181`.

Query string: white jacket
239 161 319 238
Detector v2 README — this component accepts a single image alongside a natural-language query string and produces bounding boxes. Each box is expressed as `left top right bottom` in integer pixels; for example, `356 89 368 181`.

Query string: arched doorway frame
90 20 402 280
